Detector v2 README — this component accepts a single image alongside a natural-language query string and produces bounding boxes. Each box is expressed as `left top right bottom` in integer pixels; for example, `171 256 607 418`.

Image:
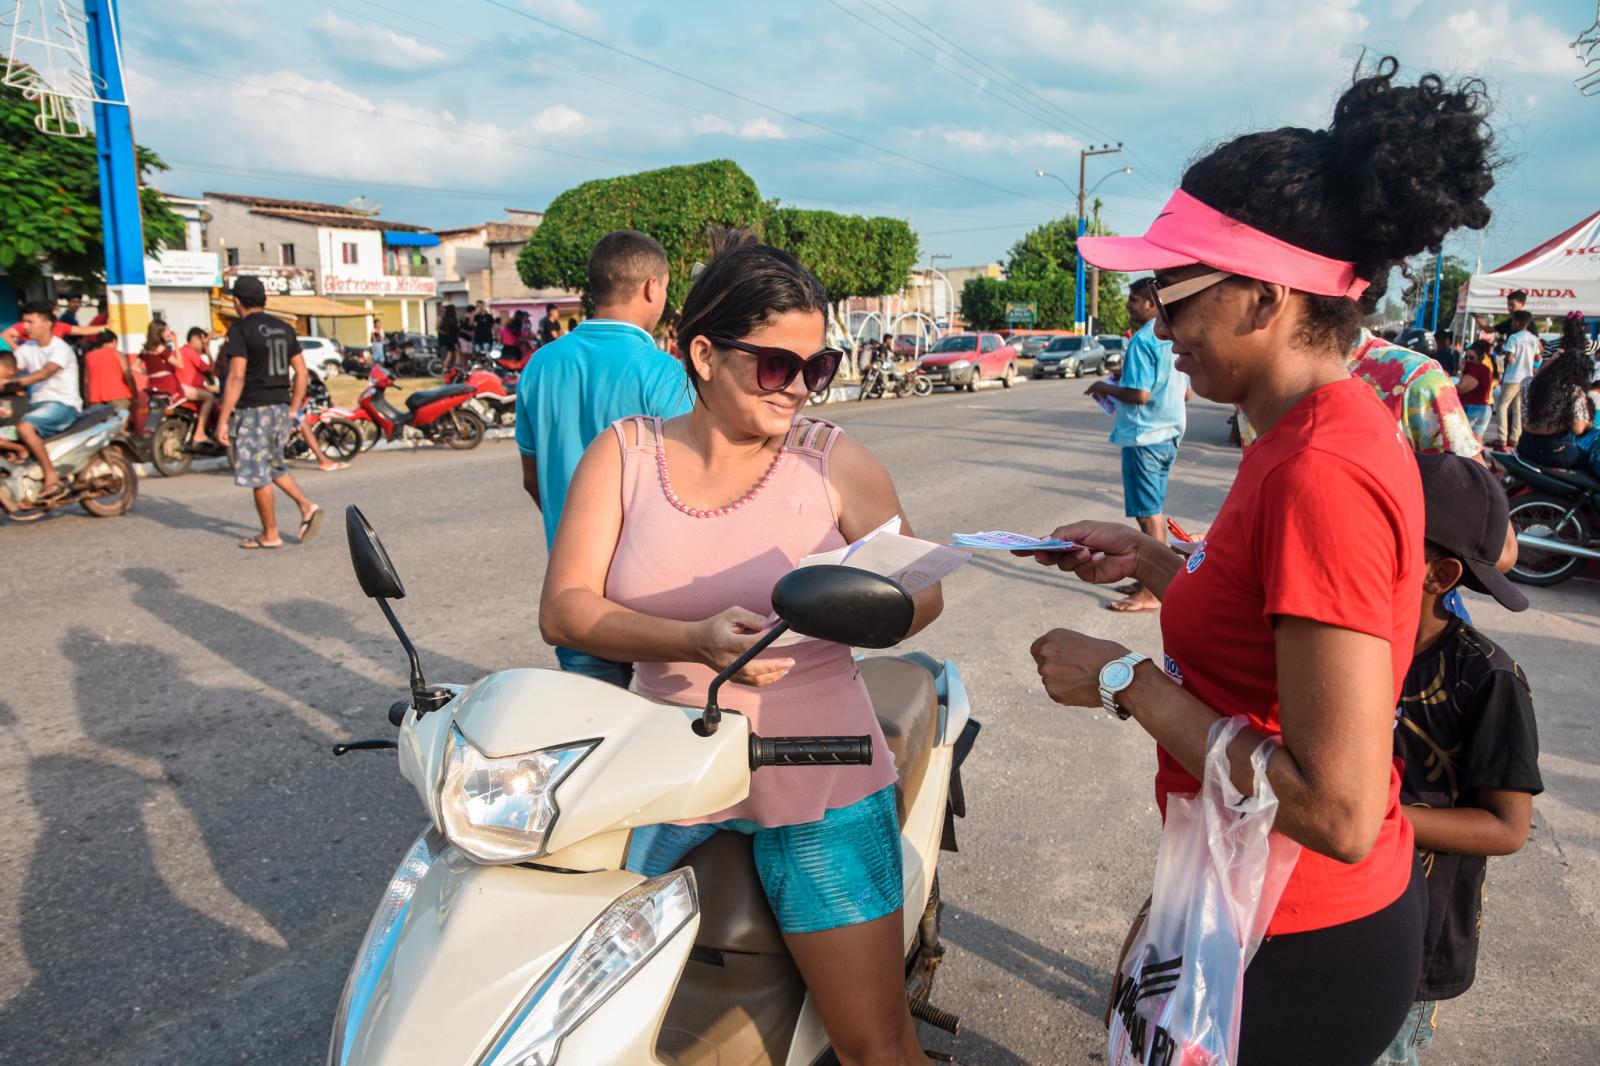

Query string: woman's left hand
1030 629 1130 707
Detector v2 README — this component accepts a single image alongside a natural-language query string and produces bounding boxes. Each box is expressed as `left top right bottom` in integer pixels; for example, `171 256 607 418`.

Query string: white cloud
310 12 448 71
1438 5 1577 74
521 0 602 32
922 126 1081 154
687 114 789 140
1392 0 1424 18
137 70 543 188
690 113 734 135
518 103 603 137
739 117 788 140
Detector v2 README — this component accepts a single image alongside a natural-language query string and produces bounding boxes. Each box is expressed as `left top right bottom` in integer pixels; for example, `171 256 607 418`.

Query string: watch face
1102 660 1134 690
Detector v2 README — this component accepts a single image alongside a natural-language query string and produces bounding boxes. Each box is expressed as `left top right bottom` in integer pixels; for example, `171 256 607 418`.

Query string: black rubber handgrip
750 735 873 769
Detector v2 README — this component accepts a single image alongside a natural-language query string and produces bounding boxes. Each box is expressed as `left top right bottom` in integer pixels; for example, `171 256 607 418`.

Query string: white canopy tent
1464 209 1600 319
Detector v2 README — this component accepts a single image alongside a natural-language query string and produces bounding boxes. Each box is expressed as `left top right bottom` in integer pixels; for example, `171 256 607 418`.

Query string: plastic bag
1107 717 1302 1066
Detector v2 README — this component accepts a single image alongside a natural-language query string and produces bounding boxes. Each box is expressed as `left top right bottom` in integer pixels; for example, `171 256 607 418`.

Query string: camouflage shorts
231 405 290 489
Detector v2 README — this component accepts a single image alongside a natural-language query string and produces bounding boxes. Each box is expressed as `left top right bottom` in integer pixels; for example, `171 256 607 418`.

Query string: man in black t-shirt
215 275 323 549
471 301 496 356
536 303 561 347
1378 454 1543 1065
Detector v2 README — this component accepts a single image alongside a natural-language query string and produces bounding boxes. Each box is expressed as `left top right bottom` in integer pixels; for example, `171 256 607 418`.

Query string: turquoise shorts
626 785 902 935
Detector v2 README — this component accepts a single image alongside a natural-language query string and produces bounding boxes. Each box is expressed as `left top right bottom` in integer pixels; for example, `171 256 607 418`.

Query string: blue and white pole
84 0 149 353
1074 215 1087 334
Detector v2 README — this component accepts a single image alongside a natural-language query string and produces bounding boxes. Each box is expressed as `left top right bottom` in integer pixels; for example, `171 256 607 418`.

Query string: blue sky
121 0 1598 274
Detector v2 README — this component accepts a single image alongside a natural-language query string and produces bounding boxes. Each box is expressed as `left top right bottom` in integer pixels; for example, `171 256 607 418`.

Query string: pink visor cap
1078 190 1370 300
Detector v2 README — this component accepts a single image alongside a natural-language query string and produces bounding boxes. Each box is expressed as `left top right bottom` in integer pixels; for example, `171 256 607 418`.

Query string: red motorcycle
357 364 485 450
443 365 516 426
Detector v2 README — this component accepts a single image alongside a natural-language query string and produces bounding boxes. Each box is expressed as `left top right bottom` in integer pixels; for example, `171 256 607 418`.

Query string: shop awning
384 231 440 247
214 295 372 319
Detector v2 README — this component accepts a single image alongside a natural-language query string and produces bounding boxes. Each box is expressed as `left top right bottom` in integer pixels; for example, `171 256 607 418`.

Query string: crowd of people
0 51 1579 1066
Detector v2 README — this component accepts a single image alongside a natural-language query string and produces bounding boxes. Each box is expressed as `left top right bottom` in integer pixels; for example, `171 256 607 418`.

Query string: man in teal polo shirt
517 229 692 686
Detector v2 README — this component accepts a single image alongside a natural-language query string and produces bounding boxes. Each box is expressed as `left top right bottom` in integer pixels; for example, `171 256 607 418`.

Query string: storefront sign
225 265 317 297
321 273 438 297
145 250 221 288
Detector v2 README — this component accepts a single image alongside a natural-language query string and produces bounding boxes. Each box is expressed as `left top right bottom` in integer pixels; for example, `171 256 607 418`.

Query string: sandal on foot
298 506 325 542
240 537 283 550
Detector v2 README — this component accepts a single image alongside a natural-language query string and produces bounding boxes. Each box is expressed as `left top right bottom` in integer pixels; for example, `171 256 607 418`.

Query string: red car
917 332 1019 391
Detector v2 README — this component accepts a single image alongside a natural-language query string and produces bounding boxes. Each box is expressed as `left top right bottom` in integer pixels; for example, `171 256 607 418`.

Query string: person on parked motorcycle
9 301 82 500
1515 312 1600 478
541 234 944 1066
138 321 183 399
83 329 137 412
174 326 220 447
1025 58 1495 1066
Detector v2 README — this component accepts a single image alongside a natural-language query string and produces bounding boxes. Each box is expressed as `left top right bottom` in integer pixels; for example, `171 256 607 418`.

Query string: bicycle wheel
315 418 363 463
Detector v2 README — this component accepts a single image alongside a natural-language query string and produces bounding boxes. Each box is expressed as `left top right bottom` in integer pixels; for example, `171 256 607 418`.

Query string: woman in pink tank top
542 238 943 1066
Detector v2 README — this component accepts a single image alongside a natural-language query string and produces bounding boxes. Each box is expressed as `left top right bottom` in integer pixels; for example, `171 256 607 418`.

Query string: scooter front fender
336 842 697 1066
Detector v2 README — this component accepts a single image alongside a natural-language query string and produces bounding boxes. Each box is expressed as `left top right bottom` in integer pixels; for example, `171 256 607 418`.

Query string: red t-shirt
175 344 212 389
84 344 132 402
1158 377 1422 937
1457 354 1494 406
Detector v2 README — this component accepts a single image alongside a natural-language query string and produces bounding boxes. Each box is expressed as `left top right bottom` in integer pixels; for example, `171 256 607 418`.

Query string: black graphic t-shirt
222 312 298 408
1396 619 1543 1000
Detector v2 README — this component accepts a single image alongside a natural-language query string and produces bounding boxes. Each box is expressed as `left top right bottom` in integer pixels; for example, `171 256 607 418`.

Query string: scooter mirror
771 565 914 649
345 505 406 600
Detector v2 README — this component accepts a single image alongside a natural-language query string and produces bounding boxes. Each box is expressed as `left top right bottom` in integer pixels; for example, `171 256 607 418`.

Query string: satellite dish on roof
346 196 383 216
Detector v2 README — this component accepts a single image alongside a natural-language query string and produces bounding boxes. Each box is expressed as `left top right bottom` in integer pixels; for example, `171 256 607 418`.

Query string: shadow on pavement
261 597 498 688
133 494 258 540
943 902 1109 1019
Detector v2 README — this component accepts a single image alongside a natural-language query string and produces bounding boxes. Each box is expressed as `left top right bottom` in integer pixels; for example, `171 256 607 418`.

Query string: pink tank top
605 415 897 827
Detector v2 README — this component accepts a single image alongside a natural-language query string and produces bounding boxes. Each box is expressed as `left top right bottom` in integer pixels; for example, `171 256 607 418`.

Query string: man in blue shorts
517 229 691 686
9 302 83 499
1086 277 1189 612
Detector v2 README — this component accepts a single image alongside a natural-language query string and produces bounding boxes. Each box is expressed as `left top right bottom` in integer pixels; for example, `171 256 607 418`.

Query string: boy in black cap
1377 453 1543 1065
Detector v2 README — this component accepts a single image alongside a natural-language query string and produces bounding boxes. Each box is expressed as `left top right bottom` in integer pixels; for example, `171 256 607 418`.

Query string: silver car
1032 335 1108 378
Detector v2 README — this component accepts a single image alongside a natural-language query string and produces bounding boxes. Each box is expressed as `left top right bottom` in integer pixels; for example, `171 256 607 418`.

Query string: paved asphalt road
6 378 1598 1065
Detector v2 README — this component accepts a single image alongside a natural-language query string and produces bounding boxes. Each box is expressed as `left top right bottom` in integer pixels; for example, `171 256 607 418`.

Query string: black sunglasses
708 335 844 395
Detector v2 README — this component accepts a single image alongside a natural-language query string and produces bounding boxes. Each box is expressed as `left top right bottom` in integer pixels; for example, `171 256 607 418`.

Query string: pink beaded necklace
655 435 787 519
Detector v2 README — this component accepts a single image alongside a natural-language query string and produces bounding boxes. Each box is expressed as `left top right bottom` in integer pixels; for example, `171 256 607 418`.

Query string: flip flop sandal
298 507 325 542
37 484 69 502
240 537 283 550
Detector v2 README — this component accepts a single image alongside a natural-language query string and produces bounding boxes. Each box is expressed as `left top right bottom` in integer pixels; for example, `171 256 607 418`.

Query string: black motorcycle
1498 451 1600 586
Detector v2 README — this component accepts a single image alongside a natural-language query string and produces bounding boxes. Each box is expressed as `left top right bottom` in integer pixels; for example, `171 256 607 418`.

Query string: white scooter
329 506 980 1066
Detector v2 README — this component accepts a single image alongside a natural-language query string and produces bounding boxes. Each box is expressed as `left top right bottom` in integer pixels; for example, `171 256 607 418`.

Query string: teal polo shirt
515 320 693 547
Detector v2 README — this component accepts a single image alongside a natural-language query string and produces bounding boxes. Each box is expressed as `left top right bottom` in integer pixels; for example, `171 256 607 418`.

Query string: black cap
1417 453 1527 612
230 274 267 306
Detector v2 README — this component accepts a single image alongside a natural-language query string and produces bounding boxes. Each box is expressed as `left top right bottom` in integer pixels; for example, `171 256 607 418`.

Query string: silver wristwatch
1099 652 1149 720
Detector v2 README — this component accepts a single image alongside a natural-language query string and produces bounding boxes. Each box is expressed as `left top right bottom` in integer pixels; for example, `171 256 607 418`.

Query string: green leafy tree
1002 212 1127 333
0 59 185 289
764 207 918 345
518 159 767 313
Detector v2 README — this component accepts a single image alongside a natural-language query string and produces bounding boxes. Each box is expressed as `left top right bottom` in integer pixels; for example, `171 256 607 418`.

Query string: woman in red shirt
1022 59 1497 1066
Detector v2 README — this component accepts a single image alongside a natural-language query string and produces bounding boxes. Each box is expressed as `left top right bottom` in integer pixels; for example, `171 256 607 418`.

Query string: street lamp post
1086 167 1133 330
1039 145 1124 333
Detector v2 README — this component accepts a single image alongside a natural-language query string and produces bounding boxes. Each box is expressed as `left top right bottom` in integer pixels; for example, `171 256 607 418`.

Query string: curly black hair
1181 56 1497 349
1526 346 1592 430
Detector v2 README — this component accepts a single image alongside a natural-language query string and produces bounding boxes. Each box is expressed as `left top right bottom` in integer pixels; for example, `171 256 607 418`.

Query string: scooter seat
404 384 473 410
859 656 938 824
49 404 118 439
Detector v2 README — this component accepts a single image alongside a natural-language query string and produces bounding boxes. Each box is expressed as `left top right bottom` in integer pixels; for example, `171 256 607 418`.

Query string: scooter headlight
438 727 595 863
477 869 698 1066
